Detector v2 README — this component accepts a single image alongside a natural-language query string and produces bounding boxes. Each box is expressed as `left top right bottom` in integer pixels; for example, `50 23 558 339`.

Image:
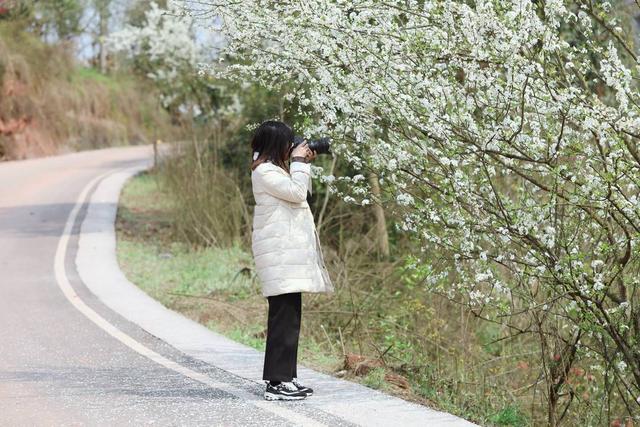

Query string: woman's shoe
264 381 308 401
292 378 313 396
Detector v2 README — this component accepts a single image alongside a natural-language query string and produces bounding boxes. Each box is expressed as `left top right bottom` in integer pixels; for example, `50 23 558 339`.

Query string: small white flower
475 271 493 282
396 193 414 206
469 290 484 302
343 195 356 203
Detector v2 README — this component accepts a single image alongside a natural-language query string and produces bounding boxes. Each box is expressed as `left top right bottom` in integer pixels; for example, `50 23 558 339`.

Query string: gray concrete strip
74 161 478 427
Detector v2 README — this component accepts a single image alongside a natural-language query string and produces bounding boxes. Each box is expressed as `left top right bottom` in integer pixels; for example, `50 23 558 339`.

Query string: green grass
72 67 119 87
362 367 389 391
299 338 342 370
119 171 168 206
116 172 255 304
117 239 253 301
489 406 529 427
220 324 267 351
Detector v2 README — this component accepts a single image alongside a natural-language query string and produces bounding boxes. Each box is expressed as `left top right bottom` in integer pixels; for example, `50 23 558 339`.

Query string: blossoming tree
181 0 639 423
105 1 202 115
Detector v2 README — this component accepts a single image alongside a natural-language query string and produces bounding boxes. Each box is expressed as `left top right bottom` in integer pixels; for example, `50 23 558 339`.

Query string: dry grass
155 137 252 249
0 21 182 160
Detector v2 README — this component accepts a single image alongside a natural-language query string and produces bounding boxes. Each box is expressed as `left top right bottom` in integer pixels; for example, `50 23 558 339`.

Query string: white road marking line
54 167 326 427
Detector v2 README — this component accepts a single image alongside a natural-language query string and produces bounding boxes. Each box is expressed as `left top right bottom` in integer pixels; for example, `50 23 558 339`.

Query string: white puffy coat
251 161 334 297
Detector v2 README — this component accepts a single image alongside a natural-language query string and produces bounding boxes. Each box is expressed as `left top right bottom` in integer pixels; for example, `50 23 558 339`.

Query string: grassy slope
0 21 180 160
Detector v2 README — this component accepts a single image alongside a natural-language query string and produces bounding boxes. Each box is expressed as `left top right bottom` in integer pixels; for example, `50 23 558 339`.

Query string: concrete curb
74 162 477 427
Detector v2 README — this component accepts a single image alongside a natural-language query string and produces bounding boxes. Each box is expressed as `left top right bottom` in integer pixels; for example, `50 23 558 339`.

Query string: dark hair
250 120 294 173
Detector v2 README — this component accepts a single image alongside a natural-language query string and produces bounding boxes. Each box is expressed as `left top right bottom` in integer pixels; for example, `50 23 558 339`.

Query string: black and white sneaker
292 378 313 396
264 381 308 401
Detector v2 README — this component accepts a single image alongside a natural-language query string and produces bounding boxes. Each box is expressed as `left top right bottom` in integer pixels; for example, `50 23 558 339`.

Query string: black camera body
293 135 331 155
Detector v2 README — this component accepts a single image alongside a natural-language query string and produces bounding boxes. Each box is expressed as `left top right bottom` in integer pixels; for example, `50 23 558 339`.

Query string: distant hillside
0 21 182 160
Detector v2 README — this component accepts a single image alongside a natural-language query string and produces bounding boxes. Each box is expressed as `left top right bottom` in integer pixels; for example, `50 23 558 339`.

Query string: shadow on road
0 202 120 239
0 365 240 400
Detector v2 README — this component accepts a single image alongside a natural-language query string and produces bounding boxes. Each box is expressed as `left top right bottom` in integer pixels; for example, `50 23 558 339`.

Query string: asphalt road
0 145 475 427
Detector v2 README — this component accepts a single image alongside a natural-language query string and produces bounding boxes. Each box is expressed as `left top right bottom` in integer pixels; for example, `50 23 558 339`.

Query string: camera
292 135 331 155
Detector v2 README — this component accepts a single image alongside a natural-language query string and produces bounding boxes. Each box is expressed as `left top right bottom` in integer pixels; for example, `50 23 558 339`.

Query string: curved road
0 145 474 426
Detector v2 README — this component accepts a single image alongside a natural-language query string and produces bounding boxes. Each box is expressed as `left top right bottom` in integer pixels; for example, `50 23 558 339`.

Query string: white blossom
396 193 414 206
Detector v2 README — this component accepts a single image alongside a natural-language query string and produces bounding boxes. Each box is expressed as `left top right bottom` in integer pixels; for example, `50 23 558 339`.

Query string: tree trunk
97 0 110 73
368 171 390 257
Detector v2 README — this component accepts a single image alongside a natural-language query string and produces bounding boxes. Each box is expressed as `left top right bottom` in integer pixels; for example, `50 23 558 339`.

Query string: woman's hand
291 141 311 158
306 148 317 162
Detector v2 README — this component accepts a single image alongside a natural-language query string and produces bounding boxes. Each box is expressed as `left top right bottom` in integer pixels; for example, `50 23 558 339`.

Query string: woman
250 120 334 401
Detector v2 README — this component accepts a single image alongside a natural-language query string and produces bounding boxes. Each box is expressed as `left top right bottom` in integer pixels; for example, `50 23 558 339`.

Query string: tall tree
94 0 110 73
27 0 84 40
124 0 167 27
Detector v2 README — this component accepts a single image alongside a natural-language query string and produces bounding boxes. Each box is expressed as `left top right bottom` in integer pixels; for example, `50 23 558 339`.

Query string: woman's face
285 141 293 160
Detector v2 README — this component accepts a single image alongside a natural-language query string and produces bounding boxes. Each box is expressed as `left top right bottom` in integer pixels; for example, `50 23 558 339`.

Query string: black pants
262 292 301 382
